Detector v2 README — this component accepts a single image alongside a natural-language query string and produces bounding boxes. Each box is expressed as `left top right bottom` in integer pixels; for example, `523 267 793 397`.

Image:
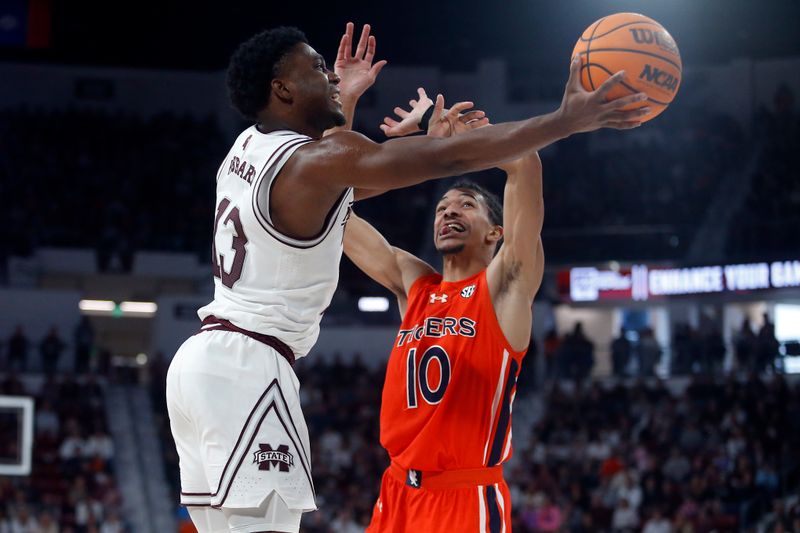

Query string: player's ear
271 78 293 104
487 225 503 244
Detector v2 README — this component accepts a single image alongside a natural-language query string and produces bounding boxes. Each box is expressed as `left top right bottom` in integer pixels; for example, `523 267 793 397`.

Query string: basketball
572 13 682 122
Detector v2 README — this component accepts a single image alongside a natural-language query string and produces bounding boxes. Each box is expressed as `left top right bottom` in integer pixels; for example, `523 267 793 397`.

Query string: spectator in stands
73 317 95 374
638 327 661 377
542 328 560 381
671 323 692 375
100 509 125 533
39 326 66 375
611 327 631 377
6 326 29 372
35 399 60 437
562 322 594 381
757 313 780 373
641 506 671 533
734 317 757 373
611 496 639 532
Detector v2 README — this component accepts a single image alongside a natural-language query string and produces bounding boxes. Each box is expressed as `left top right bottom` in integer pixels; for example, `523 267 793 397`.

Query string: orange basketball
572 13 682 122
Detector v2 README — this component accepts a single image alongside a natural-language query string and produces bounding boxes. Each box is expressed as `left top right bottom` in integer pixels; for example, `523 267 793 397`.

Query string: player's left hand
335 22 387 102
380 88 490 138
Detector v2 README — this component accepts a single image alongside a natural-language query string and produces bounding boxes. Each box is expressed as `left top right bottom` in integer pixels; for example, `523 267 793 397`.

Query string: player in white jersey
166 21 649 533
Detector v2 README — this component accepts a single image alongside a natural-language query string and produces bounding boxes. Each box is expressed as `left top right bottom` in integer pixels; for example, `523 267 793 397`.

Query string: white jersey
198 126 353 359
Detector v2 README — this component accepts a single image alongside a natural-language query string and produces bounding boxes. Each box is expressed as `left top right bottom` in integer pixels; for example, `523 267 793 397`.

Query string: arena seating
0 373 127 532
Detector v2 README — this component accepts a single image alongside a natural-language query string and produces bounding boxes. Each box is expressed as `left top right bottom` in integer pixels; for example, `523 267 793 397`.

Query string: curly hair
448 179 503 226
226 26 308 120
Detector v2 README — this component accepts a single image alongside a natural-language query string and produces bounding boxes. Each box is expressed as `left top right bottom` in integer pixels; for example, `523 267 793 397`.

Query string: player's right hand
557 56 650 133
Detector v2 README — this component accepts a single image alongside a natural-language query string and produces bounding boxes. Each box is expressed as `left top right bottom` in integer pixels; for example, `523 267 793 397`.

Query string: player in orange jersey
344 96 545 532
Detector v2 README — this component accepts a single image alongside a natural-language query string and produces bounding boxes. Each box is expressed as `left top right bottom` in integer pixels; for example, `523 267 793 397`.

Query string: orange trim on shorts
388 461 504 490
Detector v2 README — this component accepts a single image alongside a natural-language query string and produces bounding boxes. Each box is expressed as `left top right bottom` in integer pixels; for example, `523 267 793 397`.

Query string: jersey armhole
407 273 440 301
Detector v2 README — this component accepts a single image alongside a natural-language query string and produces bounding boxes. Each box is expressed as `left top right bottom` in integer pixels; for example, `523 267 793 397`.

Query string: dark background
4 0 800 71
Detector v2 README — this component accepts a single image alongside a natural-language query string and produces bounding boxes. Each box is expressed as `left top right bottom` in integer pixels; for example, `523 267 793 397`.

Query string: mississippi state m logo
253 444 294 472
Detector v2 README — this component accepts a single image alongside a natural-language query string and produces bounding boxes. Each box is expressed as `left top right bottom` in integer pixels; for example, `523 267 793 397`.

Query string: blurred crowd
2 318 99 376
0 374 126 532
510 374 800 533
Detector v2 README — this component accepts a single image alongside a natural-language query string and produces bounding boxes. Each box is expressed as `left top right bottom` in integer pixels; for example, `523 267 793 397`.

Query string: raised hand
426 93 489 138
380 88 433 137
558 56 650 133
334 22 387 102
380 88 490 138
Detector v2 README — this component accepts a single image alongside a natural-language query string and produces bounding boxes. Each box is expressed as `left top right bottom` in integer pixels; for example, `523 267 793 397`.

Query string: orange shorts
366 462 512 532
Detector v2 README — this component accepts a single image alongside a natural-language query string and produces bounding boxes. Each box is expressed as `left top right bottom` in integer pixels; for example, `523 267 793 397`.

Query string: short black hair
226 26 308 120
447 179 503 226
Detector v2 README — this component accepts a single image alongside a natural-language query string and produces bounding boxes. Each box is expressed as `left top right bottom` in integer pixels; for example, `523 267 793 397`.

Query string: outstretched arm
487 152 546 352
290 58 649 193
343 213 436 316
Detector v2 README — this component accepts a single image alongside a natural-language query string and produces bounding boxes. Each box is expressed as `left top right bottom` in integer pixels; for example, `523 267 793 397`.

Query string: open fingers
433 94 445 121
566 55 583 90
595 70 627 99
337 22 353 62
446 101 475 116
459 110 486 122
355 24 371 60
605 121 642 130
393 107 410 119
369 59 387 78
464 117 490 129
604 92 648 109
365 35 376 63
606 107 651 122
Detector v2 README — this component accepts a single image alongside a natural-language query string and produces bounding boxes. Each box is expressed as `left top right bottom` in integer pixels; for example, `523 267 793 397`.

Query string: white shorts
166 328 315 532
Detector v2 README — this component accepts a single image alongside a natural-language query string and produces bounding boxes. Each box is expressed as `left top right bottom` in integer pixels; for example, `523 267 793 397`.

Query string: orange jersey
380 269 527 471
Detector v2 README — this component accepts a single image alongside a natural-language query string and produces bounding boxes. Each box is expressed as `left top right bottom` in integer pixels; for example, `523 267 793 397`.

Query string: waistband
388 461 504 490
197 315 295 366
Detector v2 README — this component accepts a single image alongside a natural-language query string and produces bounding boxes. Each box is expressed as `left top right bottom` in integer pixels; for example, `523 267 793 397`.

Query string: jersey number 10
406 346 451 409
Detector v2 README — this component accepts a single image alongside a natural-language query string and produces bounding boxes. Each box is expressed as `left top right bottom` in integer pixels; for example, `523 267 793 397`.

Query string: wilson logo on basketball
628 29 679 56
639 64 679 93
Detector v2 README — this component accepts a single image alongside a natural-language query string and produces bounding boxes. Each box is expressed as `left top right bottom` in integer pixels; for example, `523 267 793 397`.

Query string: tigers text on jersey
380 270 526 471
198 127 354 359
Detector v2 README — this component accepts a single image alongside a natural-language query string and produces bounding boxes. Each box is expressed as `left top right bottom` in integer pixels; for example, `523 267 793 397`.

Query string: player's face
280 43 345 130
433 189 496 255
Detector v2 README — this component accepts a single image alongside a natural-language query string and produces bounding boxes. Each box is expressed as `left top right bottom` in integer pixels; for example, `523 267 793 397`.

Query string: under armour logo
461 285 476 298
429 293 448 304
406 469 422 488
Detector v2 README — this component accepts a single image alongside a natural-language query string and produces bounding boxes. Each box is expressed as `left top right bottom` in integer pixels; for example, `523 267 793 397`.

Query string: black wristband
418 105 435 131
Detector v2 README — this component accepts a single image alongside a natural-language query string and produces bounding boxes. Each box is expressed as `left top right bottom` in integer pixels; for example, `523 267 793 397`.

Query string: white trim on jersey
477 486 487 533
249 136 353 250
500 390 517 463
482 350 509 465
495 483 507 533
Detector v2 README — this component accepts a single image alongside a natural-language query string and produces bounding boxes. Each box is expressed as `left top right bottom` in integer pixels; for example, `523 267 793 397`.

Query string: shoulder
292 130 375 160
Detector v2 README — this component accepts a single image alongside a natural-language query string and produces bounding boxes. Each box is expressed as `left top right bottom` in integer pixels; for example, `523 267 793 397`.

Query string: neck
256 113 324 139
441 252 490 282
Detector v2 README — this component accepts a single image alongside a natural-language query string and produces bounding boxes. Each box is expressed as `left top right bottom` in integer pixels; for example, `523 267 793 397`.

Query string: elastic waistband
197 315 295 366
388 461 504 490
